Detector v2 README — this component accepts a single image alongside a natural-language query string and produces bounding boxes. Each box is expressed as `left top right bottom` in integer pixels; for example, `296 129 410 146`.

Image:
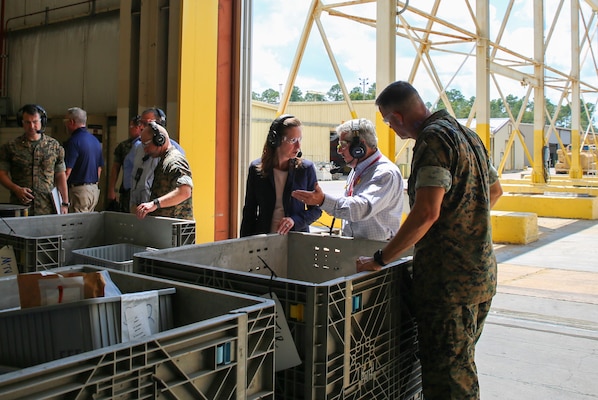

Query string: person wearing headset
240 114 322 237
135 122 193 220
0 104 69 215
292 118 404 241
127 107 184 211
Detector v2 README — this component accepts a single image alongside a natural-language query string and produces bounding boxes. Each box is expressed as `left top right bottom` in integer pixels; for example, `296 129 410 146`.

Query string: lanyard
346 154 381 196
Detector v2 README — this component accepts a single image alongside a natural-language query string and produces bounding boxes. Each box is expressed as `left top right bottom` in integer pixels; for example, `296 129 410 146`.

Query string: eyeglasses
282 136 302 145
141 139 153 148
140 119 155 127
337 140 350 151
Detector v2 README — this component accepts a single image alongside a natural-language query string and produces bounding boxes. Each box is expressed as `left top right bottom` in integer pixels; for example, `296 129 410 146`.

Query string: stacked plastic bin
133 232 422 400
0 211 195 272
0 266 276 399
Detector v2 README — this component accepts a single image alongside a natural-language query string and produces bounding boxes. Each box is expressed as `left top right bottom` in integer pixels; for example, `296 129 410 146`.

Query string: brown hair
258 116 303 176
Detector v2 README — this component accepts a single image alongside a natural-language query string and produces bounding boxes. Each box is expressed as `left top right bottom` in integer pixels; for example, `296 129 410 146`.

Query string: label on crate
0 245 18 277
121 290 160 342
262 292 302 371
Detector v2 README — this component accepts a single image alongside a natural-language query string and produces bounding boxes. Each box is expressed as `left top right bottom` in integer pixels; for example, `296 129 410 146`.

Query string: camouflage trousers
415 299 492 400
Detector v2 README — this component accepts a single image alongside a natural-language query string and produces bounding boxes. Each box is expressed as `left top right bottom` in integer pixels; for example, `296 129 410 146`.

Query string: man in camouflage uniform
0 104 69 215
107 115 143 212
134 122 193 220
358 81 503 400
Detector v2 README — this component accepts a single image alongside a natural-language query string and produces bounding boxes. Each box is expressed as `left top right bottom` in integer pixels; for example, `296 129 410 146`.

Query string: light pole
359 77 369 100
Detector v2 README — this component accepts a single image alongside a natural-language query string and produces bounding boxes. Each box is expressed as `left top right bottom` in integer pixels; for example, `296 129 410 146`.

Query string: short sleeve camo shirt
408 110 497 306
150 147 193 220
0 134 66 215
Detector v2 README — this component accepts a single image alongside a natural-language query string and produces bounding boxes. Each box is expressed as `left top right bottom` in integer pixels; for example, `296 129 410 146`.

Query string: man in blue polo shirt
64 107 104 212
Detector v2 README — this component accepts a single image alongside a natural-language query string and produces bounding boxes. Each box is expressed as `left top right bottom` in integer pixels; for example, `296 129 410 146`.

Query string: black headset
349 118 366 159
143 107 166 127
17 104 47 129
149 121 166 146
267 114 294 148
153 108 166 126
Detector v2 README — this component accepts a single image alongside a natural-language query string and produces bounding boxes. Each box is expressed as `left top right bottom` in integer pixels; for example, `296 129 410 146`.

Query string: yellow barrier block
313 210 342 231
313 212 409 231
494 193 598 219
491 211 539 245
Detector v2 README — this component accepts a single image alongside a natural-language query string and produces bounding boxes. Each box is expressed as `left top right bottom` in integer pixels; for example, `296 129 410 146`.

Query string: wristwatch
153 198 161 209
373 249 387 266
61 201 70 207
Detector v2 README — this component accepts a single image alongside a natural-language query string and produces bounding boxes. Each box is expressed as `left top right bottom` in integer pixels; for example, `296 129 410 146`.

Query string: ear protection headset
267 114 294 148
349 119 366 159
149 107 166 126
17 104 48 129
149 121 166 146
141 107 166 128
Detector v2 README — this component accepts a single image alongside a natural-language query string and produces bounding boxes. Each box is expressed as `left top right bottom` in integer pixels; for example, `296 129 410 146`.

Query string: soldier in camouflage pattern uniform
107 115 143 212
0 104 69 215
134 122 193 220
358 81 503 400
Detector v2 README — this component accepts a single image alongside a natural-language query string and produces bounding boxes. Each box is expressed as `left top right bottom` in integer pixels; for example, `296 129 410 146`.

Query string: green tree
435 89 474 118
290 86 304 101
349 86 363 100
490 98 507 117
327 84 343 101
252 91 261 101
260 88 279 104
305 92 326 101
366 82 377 100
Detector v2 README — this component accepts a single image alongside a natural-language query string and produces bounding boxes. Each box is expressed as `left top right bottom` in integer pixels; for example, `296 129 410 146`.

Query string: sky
251 0 597 111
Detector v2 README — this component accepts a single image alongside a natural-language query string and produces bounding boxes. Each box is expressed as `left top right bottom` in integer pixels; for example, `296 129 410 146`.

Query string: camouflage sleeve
174 158 193 188
413 134 452 192
488 163 499 185
176 175 193 188
54 143 66 173
415 166 451 192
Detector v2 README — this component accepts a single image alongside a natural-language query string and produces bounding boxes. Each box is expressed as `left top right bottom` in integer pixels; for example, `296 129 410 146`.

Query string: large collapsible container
0 211 195 272
133 232 421 400
0 266 276 400
72 243 154 271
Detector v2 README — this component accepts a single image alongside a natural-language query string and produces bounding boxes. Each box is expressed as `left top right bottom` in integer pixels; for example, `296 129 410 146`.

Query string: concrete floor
318 179 598 399
479 217 598 400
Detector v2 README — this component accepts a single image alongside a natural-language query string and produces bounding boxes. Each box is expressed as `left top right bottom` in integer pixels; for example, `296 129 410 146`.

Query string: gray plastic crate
133 232 421 400
0 211 195 272
72 243 154 271
0 266 276 400
0 285 175 367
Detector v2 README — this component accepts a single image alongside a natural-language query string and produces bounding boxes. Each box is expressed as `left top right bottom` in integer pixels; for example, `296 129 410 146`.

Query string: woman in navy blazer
240 115 322 237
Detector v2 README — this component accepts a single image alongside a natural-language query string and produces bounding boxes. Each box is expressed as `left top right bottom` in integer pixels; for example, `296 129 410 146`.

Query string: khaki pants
69 184 100 212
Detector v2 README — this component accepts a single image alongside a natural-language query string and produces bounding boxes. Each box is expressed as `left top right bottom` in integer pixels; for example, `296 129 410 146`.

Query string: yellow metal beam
179 0 218 242
375 0 396 159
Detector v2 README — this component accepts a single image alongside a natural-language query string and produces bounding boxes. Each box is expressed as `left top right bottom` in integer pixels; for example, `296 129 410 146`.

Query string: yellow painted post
178 0 218 242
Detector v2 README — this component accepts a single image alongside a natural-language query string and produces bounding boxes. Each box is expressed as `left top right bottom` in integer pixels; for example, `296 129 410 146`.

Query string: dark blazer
240 158 322 237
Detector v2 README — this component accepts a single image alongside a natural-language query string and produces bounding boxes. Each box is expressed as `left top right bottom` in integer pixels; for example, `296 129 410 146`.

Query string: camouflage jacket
408 110 498 306
0 134 66 215
150 147 193 220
